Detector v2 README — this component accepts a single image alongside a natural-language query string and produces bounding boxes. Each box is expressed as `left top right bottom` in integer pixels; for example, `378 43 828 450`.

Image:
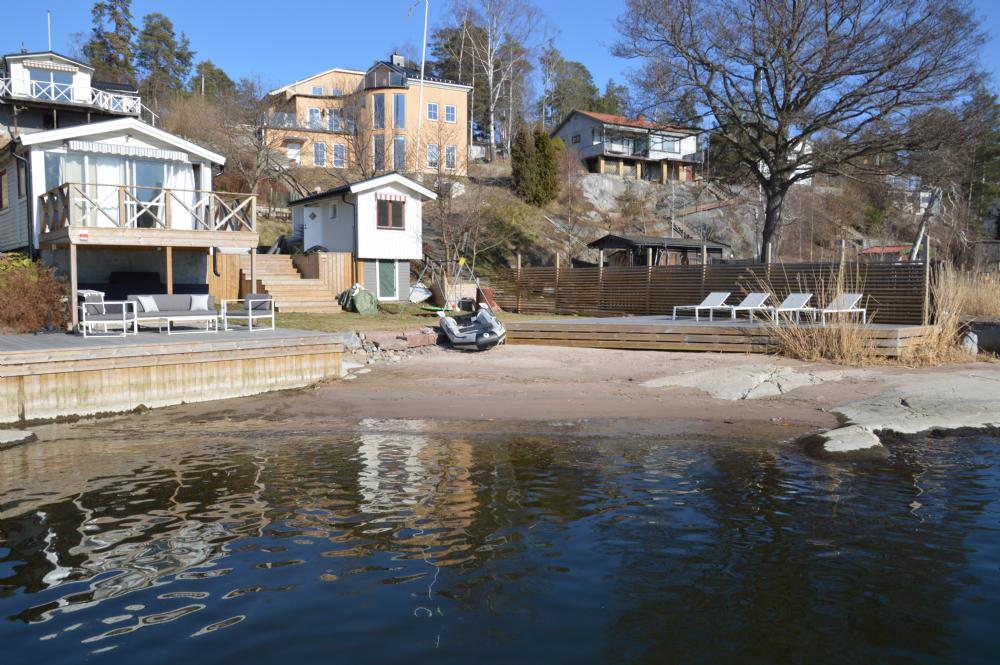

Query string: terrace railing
1 77 145 119
39 183 256 235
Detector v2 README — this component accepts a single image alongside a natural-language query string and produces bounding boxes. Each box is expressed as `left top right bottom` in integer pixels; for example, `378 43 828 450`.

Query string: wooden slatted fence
492 261 930 324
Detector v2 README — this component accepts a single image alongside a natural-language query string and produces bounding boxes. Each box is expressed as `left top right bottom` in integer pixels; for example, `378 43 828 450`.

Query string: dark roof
588 234 730 251
2 50 92 70
289 171 420 206
551 110 700 140
370 60 470 87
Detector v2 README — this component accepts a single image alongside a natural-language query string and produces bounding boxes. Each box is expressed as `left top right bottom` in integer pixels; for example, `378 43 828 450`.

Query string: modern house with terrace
264 53 472 179
552 110 702 183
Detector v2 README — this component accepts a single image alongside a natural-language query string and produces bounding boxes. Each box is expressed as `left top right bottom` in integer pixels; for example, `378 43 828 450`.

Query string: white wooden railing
39 183 256 235
1 77 145 119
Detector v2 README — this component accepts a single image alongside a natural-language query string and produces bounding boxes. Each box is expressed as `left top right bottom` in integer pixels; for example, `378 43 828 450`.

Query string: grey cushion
137 309 216 319
83 313 133 323
129 294 215 313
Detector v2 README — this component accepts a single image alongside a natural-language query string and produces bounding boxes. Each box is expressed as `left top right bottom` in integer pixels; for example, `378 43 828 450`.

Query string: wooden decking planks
507 317 936 357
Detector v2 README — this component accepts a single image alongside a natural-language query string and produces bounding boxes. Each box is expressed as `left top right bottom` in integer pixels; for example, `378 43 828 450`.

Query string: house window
17 160 26 198
329 203 337 219
373 134 386 171
314 142 326 167
651 135 679 153
0 170 7 210
308 107 322 129
328 109 342 132
571 134 581 144
445 145 457 170
28 68 73 101
312 85 324 95
393 135 406 171
445 104 457 123
286 142 302 164
330 87 343 97
332 144 346 168
394 93 406 129
373 93 385 129
427 143 439 168
376 196 405 230
427 102 439 121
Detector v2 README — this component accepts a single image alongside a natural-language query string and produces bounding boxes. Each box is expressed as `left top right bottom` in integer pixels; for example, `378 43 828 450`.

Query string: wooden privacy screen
491 261 930 324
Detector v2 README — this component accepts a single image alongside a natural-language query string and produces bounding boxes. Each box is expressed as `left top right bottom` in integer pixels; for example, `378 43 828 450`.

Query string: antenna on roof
47 10 52 51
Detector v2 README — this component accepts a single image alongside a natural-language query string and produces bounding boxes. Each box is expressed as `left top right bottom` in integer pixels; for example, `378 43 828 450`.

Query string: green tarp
338 286 379 316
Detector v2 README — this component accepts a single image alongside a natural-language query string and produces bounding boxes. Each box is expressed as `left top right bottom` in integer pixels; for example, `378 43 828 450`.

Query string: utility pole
47 10 52 51
414 0 429 179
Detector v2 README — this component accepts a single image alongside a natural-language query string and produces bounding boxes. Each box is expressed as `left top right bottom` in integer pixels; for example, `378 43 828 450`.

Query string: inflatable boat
437 305 507 351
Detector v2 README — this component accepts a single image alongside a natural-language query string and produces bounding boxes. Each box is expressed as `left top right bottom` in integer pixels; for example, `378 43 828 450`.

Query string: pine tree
189 60 235 98
135 13 194 111
83 0 137 84
532 128 559 206
511 127 537 202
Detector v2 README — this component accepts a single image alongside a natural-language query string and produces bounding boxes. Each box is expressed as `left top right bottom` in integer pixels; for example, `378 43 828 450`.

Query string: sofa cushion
136 295 159 312
190 294 210 311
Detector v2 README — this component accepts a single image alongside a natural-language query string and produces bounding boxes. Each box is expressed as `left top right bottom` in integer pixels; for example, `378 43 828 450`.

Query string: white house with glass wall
289 172 436 301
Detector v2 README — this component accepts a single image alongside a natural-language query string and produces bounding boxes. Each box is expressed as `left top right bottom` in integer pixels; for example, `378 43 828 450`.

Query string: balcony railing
1 77 145 119
39 183 256 235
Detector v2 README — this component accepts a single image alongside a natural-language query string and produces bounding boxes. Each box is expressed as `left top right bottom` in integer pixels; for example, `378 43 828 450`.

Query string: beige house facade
265 54 471 178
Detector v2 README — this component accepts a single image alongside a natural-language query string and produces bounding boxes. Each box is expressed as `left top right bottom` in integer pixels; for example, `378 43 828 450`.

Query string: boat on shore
437 305 507 351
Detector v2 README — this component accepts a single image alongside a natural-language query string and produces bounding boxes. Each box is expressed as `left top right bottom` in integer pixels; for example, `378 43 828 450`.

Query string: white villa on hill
551 110 702 183
289 173 436 301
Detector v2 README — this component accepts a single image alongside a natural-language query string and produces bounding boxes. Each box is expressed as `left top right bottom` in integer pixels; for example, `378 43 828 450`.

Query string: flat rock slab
0 429 36 449
643 363 868 400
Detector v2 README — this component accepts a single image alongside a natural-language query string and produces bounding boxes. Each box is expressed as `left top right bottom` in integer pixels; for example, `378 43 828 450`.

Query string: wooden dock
0 329 345 423
507 316 935 356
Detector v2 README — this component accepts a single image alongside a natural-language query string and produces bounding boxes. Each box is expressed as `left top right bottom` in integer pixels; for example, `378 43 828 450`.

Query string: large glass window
328 109 342 132
373 135 385 171
373 93 385 129
29 68 73 101
311 85 324 95
393 93 406 129
445 145 457 170
308 108 322 129
314 142 326 166
393 136 406 171
427 102 439 121
287 143 302 164
332 144 346 168
445 105 457 123
427 143 439 168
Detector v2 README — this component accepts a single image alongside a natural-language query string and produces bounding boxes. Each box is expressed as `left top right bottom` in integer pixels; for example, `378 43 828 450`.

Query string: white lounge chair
222 293 276 331
729 292 772 321
770 293 815 324
820 293 867 324
672 292 731 321
79 292 137 338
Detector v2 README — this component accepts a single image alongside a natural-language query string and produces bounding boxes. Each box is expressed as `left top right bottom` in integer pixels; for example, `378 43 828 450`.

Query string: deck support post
923 235 931 325
69 243 78 332
554 253 561 313
250 249 257 294
165 246 173 294
515 253 522 313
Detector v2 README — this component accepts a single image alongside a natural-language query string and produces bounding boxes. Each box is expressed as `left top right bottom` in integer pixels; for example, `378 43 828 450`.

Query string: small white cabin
290 173 437 301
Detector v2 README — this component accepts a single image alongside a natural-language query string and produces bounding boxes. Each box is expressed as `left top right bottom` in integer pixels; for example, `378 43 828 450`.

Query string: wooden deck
0 329 346 423
507 316 936 356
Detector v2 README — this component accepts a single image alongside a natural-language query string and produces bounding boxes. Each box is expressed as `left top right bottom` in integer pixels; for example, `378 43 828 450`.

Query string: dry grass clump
956 272 1000 319
0 253 68 333
901 265 978 365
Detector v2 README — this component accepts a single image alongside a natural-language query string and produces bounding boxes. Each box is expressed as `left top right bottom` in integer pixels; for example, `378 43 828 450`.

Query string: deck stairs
238 254 341 313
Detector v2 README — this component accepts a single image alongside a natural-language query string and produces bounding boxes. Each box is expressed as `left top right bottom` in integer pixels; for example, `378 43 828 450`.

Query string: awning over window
67 140 190 163
24 60 77 72
376 193 406 202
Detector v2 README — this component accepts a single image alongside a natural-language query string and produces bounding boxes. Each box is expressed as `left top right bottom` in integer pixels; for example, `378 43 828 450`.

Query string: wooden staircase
238 254 342 313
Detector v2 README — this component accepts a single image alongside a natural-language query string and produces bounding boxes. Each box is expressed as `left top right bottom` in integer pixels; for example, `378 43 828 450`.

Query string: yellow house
265 54 472 178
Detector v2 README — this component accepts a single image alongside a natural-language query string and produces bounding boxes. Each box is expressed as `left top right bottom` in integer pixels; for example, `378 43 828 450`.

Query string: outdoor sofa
127 294 219 334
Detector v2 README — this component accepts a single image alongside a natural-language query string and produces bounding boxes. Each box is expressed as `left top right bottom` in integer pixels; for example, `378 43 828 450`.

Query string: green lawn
277 304 577 334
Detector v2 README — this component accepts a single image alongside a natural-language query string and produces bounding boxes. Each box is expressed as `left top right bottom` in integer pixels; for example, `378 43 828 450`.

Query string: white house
551 110 702 183
289 173 437 301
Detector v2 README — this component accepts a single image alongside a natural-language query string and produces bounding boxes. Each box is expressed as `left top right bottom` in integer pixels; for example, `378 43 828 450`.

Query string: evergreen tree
592 79 631 117
511 127 537 202
189 60 235 98
135 13 194 110
83 0 137 84
533 128 559 206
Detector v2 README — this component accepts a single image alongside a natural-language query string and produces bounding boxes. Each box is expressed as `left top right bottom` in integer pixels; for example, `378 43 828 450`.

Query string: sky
3 0 1000 93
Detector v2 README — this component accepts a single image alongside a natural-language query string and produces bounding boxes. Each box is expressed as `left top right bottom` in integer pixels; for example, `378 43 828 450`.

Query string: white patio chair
672 291 731 321
222 293 276 331
729 292 772 321
819 293 867 325
79 293 137 338
770 293 815 324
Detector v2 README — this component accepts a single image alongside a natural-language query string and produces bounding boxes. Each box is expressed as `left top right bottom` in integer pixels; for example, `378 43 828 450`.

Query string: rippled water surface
1 421 999 664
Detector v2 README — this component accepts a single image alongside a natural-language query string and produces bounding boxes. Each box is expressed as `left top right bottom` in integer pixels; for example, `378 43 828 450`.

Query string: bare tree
459 0 542 160
616 0 985 262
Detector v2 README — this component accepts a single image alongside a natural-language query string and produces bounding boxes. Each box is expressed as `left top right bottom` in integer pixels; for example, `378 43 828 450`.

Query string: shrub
511 127 560 206
0 254 69 333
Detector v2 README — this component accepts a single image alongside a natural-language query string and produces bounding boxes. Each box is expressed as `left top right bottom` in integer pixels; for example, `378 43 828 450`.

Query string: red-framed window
376 194 405 230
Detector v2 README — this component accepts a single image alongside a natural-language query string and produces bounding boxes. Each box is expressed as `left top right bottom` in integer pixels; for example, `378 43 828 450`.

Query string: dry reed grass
757 264 882 366
900 265 980 366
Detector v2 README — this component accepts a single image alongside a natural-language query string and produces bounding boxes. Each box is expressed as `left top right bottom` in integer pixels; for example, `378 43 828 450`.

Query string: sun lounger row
672 292 866 324
78 292 276 338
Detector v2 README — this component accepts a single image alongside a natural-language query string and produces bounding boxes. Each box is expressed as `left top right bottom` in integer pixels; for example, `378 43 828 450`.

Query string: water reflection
1 425 998 664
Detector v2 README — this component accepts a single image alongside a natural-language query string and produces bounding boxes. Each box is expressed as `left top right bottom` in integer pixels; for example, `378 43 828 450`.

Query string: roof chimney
391 53 405 67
